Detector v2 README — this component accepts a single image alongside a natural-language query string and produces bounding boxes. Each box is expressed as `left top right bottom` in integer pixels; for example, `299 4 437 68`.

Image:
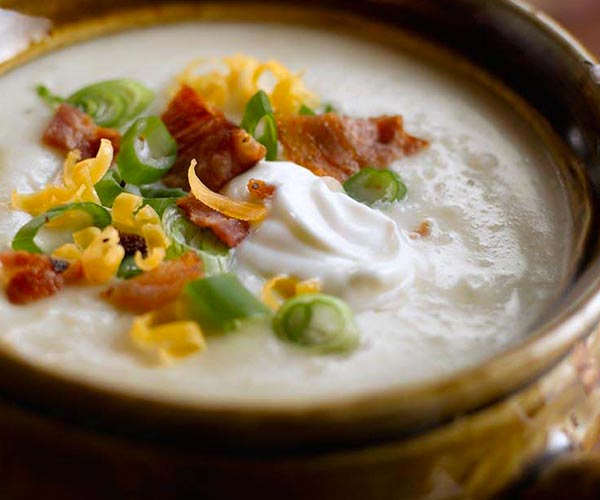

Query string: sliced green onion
142 197 178 218
95 169 141 208
299 104 316 116
343 168 407 206
35 84 64 109
185 273 270 333
241 90 278 161
95 171 182 214
117 255 142 279
12 202 112 254
273 293 359 354
36 80 153 128
322 103 337 113
95 170 125 207
140 185 186 199
140 185 186 216
66 79 153 128
162 205 230 276
117 116 177 185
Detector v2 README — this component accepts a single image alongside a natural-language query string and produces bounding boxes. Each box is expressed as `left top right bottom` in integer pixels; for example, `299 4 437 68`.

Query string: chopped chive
12 202 112 254
241 90 278 161
273 293 359 354
185 273 270 333
343 168 407 206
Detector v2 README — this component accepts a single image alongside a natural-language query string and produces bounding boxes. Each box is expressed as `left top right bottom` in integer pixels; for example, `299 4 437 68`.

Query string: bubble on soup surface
467 152 499 170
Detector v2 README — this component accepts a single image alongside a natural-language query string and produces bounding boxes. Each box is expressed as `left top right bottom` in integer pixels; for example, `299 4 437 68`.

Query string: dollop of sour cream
224 161 419 310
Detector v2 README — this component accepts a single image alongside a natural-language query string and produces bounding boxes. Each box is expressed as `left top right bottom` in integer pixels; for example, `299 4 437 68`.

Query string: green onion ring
162 205 230 276
241 90 278 161
273 293 359 354
117 116 177 185
95 170 182 216
185 273 270 333
343 167 408 206
143 197 180 218
12 202 112 254
66 79 153 128
140 185 187 199
95 170 141 208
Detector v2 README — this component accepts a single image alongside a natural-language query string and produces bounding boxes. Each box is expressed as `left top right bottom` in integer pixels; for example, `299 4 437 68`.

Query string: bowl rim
0 0 599 450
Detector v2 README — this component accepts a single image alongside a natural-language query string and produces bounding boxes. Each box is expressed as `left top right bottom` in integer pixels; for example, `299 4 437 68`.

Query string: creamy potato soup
0 22 572 405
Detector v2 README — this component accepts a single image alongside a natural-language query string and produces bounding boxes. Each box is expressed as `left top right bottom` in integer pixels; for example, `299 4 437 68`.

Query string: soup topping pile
1 55 428 363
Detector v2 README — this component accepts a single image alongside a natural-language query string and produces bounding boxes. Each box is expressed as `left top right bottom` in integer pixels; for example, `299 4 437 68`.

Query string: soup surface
0 22 572 405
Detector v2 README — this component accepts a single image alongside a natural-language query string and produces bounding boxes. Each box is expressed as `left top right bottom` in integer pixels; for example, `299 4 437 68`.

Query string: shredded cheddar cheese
53 226 125 284
111 193 170 271
134 224 169 272
174 54 319 116
12 139 113 217
111 193 146 232
295 278 323 296
51 242 82 262
262 275 323 311
129 301 206 364
188 161 268 221
81 226 125 283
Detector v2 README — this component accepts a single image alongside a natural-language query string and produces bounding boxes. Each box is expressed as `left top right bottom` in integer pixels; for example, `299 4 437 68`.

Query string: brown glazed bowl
1 1 600 498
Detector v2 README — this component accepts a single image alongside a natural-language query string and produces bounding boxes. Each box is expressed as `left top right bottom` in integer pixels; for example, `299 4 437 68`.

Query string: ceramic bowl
1 1 600 498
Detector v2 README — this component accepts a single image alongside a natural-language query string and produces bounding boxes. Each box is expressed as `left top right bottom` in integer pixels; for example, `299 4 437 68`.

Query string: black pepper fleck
50 258 69 274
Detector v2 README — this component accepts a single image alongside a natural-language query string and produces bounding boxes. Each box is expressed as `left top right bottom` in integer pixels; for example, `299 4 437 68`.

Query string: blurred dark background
532 0 600 55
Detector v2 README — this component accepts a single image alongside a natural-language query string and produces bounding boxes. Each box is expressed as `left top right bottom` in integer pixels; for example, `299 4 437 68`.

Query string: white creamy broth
0 22 572 404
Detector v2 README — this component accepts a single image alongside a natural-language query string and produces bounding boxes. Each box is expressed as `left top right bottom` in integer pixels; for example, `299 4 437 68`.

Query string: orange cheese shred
261 275 323 311
173 55 319 116
129 300 206 364
187 160 268 221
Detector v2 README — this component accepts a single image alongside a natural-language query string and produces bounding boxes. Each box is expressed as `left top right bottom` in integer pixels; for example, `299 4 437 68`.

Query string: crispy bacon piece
0 251 73 304
103 252 203 314
43 103 121 159
409 220 432 240
247 179 276 200
278 113 428 182
61 260 84 284
177 195 249 248
161 85 266 191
